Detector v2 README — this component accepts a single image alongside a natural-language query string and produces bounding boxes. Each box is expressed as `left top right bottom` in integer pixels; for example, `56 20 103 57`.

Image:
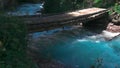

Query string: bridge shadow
82 14 110 33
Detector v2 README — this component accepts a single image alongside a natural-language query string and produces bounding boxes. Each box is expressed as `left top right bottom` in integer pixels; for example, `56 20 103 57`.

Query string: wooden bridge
20 8 109 32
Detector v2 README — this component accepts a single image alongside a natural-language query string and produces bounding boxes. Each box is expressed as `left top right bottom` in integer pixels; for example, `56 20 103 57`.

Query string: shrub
0 15 35 68
113 3 120 13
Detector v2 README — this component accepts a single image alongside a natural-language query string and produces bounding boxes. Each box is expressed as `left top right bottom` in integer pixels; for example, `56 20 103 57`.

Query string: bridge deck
24 8 107 24
22 8 108 32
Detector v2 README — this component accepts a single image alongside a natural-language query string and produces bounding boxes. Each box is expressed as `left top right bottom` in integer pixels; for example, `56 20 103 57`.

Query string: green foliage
93 0 115 8
17 0 42 3
44 0 84 13
93 0 103 7
114 3 120 13
108 3 120 14
44 0 116 14
0 15 35 68
93 0 101 3
44 0 62 13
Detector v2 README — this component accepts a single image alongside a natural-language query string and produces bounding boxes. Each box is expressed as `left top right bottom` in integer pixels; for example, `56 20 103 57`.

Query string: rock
112 18 118 23
107 23 120 32
111 11 120 25
110 12 120 25
102 30 120 40
110 12 117 19
118 18 120 22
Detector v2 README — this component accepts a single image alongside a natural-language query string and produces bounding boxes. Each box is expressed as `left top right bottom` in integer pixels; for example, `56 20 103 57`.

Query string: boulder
111 12 120 25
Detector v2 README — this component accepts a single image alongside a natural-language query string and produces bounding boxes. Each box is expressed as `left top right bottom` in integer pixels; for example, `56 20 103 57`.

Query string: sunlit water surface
29 27 120 68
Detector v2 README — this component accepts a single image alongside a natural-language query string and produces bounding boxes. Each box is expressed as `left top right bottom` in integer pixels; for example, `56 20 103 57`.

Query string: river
7 3 43 16
29 26 120 68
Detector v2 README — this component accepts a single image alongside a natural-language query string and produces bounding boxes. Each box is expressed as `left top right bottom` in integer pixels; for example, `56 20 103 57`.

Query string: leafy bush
108 3 120 14
93 0 115 8
44 0 116 14
0 15 35 68
113 3 120 13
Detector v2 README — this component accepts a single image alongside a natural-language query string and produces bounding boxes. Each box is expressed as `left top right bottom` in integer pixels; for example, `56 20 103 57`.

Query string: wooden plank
25 8 107 24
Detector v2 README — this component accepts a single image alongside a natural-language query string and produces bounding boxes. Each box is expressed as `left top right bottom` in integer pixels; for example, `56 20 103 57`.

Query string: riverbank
107 23 120 33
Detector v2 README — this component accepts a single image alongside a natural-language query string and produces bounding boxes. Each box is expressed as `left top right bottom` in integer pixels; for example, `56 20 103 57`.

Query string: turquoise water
8 3 43 16
31 28 120 68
